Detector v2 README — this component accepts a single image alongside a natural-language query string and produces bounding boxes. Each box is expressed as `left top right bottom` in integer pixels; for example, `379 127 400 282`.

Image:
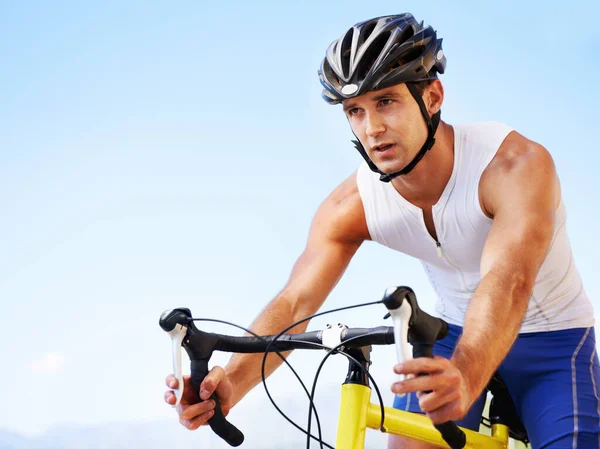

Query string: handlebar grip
434 422 466 449
190 360 244 447
412 320 466 449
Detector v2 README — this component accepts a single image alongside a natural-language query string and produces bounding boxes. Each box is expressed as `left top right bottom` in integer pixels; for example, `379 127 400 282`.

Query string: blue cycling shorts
393 324 600 448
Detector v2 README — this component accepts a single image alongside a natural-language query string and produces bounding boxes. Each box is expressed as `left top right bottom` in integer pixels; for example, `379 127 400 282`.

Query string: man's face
342 83 429 175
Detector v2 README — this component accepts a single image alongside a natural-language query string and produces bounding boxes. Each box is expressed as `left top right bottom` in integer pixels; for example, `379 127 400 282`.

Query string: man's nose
365 113 385 138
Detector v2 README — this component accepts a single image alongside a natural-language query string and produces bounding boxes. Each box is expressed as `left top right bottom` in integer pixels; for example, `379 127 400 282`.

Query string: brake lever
383 287 466 448
159 308 192 407
159 308 245 447
382 286 414 395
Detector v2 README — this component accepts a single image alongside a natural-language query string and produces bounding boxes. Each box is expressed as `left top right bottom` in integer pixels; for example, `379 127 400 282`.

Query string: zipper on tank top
423 209 444 258
429 212 467 291
435 241 443 258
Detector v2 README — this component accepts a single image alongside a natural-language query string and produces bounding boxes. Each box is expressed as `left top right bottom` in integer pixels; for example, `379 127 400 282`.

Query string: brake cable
192 299 388 449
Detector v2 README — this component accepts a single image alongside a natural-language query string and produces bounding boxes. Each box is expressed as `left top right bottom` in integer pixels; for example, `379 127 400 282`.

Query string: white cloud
31 352 65 375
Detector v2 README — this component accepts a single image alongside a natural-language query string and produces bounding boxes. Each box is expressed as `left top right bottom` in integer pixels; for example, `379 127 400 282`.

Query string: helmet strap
352 83 441 183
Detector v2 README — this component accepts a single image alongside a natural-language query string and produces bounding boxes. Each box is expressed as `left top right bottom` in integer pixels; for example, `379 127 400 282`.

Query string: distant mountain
0 419 339 449
0 421 205 449
0 428 30 449
0 386 388 449
0 384 528 448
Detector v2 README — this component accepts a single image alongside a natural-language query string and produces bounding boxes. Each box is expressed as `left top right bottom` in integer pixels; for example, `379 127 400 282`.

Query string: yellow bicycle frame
335 383 509 449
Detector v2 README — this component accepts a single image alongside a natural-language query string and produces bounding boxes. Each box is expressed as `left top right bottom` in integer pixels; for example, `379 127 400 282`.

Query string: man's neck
390 122 455 208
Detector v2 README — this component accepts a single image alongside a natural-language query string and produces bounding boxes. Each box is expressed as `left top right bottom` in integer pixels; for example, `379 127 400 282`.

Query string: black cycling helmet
318 13 447 182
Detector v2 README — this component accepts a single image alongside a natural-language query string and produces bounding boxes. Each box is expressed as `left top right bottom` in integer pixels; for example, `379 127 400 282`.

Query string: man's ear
426 79 444 115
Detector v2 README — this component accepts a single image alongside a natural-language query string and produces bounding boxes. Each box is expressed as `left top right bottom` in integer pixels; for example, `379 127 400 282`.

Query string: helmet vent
322 60 342 88
400 45 426 64
356 31 391 80
361 22 377 43
381 45 425 75
397 24 416 44
340 28 354 78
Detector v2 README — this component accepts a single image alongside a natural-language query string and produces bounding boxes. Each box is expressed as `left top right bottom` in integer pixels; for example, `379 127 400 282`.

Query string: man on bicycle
164 13 599 448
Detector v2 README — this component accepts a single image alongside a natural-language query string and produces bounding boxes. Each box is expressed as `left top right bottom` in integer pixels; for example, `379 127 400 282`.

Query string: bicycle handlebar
159 286 466 449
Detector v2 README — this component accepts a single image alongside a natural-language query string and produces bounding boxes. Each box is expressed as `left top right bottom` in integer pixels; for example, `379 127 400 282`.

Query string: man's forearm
224 293 309 407
451 270 531 400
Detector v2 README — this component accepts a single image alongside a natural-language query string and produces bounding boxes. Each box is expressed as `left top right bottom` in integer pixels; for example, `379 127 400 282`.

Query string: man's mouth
372 143 395 153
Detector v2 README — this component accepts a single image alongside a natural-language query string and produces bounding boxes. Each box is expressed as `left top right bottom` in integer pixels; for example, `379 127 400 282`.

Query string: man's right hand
164 366 234 431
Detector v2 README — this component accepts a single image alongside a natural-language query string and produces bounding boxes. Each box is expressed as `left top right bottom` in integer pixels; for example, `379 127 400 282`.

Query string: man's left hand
392 356 475 424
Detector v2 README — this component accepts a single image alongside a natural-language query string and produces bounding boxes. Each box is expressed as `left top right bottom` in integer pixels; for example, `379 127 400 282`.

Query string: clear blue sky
1 0 599 440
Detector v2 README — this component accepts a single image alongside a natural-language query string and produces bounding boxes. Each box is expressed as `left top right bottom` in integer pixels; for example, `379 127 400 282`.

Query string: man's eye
379 99 393 106
348 108 360 116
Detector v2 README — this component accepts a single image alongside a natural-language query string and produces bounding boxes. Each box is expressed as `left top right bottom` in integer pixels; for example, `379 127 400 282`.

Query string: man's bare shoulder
480 131 559 218
311 171 371 244
486 131 552 173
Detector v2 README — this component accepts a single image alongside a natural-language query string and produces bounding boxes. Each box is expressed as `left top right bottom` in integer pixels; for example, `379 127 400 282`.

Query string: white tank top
356 122 594 333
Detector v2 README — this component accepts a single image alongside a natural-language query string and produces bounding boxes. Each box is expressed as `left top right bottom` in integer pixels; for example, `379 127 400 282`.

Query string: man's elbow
510 271 535 307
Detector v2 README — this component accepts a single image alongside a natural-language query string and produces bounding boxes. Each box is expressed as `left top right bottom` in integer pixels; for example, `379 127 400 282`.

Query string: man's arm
393 131 559 423
164 171 371 430
225 172 370 407
451 132 559 407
